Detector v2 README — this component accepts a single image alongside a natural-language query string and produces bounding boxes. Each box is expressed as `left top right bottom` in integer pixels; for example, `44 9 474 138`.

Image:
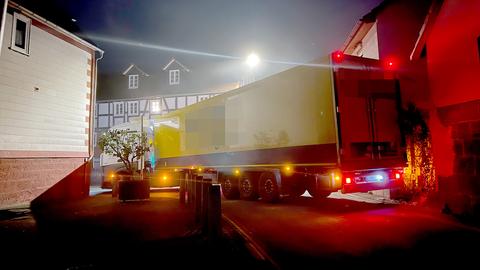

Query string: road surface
222 193 480 268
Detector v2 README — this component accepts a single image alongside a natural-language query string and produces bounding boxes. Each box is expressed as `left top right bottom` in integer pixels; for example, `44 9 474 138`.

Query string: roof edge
410 0 444 60
8 1 103 53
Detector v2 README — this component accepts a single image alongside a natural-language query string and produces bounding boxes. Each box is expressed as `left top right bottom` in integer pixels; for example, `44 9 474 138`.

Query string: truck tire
307 181 332 199
307 186 331 199
258 172 279 202
239 176 258 200
221 176 240 200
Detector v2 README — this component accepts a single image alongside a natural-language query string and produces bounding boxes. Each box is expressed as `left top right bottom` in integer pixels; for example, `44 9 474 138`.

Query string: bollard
202 178 212 232
195 175 203 224
179 171 186 205
208 184 222 240
187 172 193 206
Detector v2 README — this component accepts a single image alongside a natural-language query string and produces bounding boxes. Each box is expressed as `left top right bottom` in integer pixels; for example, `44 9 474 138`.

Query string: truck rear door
333 60 405 171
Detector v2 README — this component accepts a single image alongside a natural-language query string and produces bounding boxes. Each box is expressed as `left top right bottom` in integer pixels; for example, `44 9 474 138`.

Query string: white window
169 70 180 85
114 102 124 116
128 74 139 89
150 100 161 113
128 101 138 115
11 13 31 55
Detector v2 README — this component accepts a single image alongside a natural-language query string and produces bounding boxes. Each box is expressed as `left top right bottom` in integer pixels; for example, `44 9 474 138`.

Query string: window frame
127 101 139 115
11 12 31 55
114 102 124 116
128 74 139 89
169 69 180 85
150 100 161 114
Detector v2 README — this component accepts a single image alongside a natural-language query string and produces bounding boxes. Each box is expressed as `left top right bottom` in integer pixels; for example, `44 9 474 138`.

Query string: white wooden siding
0 14 91 153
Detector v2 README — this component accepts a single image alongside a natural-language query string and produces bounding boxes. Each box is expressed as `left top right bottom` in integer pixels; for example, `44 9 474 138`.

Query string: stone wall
0 158 84 208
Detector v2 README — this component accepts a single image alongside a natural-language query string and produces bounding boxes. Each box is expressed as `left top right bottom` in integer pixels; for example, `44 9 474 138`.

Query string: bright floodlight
246 53 260 68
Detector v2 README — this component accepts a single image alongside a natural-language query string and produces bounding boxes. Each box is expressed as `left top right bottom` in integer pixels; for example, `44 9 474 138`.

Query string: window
169 70 180 85
150 100 161 113
114 102 124 116
11 13 31 55
128 101 138 115
128 74 139 89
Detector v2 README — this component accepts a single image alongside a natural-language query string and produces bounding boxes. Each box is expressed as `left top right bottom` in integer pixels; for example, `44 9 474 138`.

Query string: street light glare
246 53 260 68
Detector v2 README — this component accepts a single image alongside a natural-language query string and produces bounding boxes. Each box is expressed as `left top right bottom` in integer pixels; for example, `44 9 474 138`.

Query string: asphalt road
222 193 480 269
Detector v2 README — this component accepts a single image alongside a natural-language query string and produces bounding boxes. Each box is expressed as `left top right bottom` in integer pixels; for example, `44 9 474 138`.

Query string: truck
117 53 406 202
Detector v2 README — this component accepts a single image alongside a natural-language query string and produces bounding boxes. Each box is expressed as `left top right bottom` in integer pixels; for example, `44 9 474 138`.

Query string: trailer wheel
259 172 279 202
221 176 239 200
239 176 258 200
307 186 331 199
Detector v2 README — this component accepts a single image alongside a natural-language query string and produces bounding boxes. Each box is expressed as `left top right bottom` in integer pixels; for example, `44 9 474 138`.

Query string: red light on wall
345 177 352 184
332 50 344 62
384 57 397 70
395 173 401 179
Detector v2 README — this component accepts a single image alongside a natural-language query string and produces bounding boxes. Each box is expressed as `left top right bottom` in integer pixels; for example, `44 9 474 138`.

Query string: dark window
15 20 26 49
11 13 31 54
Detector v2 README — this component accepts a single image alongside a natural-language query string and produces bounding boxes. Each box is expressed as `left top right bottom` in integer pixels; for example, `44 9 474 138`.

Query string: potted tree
99 129 151 201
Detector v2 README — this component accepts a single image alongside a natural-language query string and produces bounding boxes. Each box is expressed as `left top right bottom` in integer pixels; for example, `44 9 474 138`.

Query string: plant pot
118 178 150 202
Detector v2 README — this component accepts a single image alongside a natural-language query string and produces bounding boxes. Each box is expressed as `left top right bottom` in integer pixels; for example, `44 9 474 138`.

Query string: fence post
202 178 212 233
195 175 203 224
187 171 193 206
179 171 186 205
208 184 221 239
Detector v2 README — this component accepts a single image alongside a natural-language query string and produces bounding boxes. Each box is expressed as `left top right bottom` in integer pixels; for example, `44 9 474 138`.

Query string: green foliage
98 129 150 175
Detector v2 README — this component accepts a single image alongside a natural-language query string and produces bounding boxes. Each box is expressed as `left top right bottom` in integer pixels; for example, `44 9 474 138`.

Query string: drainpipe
89 50 104 161
0 0 8 57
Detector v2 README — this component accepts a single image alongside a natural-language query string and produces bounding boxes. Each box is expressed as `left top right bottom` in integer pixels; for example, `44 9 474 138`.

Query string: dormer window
169 70 180 85
11 13 31 55
128 74 139 89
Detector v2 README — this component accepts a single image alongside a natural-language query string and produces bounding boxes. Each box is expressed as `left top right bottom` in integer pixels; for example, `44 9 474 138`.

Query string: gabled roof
162 58 190 72
410 0 444 60
122 64 150 76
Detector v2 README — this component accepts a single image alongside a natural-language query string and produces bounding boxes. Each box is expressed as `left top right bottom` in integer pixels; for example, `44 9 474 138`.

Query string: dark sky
47 0 382 77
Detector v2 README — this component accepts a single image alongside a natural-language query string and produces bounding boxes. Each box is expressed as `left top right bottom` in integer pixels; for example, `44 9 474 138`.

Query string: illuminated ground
1 190 479 269
222 195 480 268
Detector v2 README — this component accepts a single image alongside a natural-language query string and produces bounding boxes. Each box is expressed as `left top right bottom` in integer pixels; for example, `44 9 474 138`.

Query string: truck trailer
150 53 406 202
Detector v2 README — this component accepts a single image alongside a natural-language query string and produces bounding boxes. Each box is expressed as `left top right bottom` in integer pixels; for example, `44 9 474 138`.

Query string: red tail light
332 50 344 63
384 57 397 70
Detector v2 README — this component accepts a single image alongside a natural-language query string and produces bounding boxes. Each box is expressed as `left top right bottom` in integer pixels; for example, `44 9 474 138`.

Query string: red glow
345 177 352 184
332 50 344 62
384 57 397 70
395 173 401 179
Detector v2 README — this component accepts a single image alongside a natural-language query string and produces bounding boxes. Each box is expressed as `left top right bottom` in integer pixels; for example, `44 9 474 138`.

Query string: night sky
34 0 382 77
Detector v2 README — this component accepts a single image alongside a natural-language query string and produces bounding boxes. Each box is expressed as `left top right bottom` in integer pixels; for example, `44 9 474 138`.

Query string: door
337 77 403 168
